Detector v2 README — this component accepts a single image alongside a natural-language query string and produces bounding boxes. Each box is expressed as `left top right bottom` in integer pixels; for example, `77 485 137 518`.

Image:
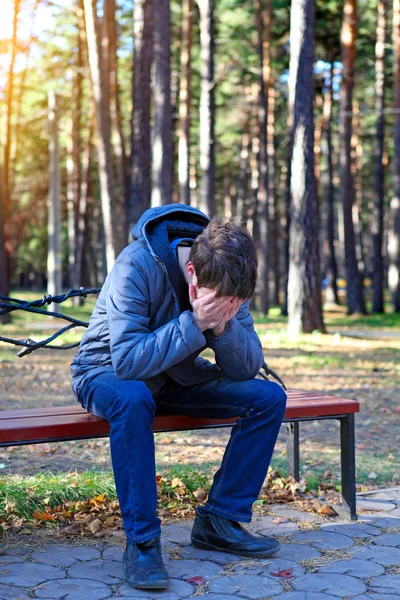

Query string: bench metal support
340 413 357 520
286 421 300 481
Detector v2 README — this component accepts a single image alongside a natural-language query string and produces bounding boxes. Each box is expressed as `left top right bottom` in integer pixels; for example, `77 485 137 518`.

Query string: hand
212 297 242 337
189 284 233 332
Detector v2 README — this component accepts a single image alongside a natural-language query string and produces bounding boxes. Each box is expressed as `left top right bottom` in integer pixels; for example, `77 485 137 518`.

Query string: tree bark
372 0 387 313
129 0 153 228
152 0 173 207
178 0 193 205
389 0 400 310
287 0 325 338
197 0 215 217
83 0 117 272
103 0 129 244
255 0 269 315
339 0 366 314
324 58 340 304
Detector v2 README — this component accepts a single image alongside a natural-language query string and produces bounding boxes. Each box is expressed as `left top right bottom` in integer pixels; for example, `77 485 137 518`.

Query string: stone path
1 490 400 599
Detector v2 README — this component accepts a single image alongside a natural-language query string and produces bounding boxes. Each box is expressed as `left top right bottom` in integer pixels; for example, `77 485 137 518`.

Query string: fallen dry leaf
271 568 293 579
318 504 338 516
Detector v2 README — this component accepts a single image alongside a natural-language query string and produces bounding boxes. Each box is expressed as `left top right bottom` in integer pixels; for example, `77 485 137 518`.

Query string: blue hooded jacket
70 203 265 403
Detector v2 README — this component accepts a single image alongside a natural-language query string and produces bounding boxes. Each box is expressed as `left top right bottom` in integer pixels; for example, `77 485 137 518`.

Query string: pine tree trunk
103 0 128 244
0 164 11 324
129 0 152 227
325 58 340 304
152 0 173 207
83 0 117 273
372 0 387 313
236 121 250 223
255 0 269 315
178 0 193 205
339 0 366 314
2 0 21 289
287 0 325 338
197 0 215 217
389 0 400 310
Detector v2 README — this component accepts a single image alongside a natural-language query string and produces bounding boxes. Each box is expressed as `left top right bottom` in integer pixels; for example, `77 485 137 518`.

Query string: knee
110 381 156 419
251 380 287 418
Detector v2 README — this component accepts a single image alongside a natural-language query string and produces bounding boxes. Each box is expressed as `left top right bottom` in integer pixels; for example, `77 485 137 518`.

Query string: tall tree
324 58 340 305
372 0 387 313
83 0 117 272
129 0 153 228
178 0 193 205
389 0 400 310
255 0 270 315
103 0 128 243
339 0 366 314
287 0 325 337
3 0 21 288
197 0 215 217
152 0 173 207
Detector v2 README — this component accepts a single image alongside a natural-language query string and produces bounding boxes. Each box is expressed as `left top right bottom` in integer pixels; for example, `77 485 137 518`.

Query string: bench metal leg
340 414 357 521
286 421 300 480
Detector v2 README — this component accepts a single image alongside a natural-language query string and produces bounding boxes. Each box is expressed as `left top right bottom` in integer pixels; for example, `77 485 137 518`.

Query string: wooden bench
0 390 359 520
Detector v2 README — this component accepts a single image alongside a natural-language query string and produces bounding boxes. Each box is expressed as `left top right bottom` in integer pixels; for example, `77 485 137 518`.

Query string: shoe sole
127 580 170 589
191 535 281 558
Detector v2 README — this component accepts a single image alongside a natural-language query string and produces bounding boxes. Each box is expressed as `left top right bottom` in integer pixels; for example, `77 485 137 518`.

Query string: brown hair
189 216 258 300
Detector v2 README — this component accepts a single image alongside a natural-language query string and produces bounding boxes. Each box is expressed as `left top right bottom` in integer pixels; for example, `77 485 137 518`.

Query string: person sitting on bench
70 203 287 590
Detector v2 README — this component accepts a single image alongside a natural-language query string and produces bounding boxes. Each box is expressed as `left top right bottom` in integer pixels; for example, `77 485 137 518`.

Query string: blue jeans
78 371 287 543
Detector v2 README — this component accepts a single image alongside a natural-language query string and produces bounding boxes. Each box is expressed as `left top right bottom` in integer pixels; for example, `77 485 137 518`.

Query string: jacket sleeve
106 256 207 380
204 300 264 380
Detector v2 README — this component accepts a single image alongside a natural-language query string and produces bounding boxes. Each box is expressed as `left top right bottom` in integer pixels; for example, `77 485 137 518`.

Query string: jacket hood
131 204 211 301
131 203 210 260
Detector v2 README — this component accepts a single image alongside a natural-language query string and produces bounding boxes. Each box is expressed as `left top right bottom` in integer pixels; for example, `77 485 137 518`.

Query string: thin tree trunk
324 58 340 305
3 0 21 288
372 0 387 312
152 0 173 207
178 0 193 205
389 0 400 310
47 92 62 314
103 0 128 244
0 164 11 324
197 0 215 217
339 0 366 314
287 0 325 338
83 0 117 272
255 0 269 315
129 0 152 228
236 121 250 223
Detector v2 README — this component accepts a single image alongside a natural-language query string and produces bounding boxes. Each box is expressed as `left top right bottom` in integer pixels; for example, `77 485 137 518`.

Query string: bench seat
0 389 359 520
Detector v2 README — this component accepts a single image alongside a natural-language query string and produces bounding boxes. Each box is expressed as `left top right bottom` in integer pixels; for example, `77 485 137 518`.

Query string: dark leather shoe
122 536 170 589
191 505 280 558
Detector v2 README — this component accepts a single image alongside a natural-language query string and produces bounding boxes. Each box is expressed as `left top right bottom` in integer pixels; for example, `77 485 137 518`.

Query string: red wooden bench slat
0 390 359 445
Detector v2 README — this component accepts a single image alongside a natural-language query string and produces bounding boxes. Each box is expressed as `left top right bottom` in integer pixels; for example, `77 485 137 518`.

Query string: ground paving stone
231 557 305 578
117 577 193 598
0 583 28 599
371 532 400 546
292 573 367 596
348 544 400 566
161 524 192 545
358 513 400 528
178 545 241 564
0 554 24 564
318 557 385 578
31 545 101 567
67 559 124 583
352 595 400 600
258 522 301 536
208 573 282 598
273 593 338 600
290 530 354 550
269 507 323 523
102 546 123 562
319 522 382 537
33 578 112 600
369 574 400 594
0 562 65 587
162 557 222 579
275 543 321 561
389 507 400 516
356 498 396 511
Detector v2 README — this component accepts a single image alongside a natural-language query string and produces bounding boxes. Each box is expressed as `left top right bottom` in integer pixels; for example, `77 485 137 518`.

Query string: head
185 216 258 301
